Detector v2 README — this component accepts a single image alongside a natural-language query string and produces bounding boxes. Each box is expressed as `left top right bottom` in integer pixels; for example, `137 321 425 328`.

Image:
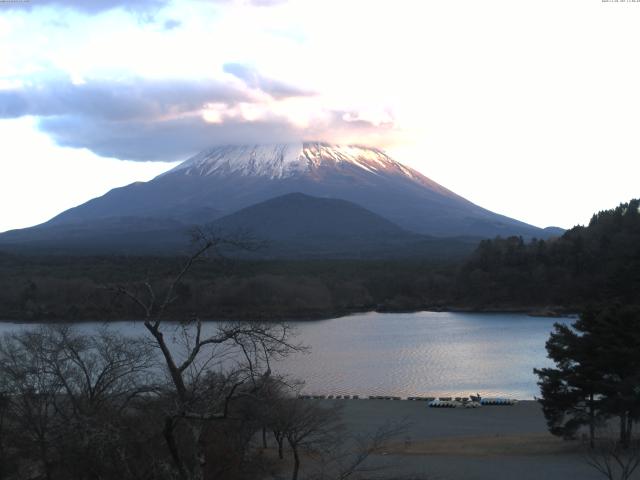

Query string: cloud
304 110 397 146
37 107 391 162
38 114 302 161
0 77 248 120
0 73 392 162
223 63 314 99
0 91 29 118
0 76 259 161
162 18 181 30
3 0 169 14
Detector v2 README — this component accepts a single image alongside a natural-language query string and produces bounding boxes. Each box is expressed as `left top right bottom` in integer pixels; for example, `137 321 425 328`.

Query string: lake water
0 311 573 399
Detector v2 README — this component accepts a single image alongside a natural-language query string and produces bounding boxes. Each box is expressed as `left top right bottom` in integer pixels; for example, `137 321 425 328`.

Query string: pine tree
535 306 640 447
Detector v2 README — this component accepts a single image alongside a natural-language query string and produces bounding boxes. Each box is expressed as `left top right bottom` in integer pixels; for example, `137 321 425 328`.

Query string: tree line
457 199 640 310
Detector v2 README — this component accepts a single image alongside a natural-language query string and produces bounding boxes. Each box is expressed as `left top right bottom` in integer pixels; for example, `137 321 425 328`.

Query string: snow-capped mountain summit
166 142 444 189
2 142 558 248
164 142 457 199
167 143 307 179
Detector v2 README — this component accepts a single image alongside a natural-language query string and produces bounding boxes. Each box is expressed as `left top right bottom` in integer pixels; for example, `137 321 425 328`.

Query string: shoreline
300 395 534 402
0 305 579 324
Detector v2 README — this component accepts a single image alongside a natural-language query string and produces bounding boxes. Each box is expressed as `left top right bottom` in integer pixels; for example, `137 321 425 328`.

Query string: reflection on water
280 312 572 399
0 311 572 399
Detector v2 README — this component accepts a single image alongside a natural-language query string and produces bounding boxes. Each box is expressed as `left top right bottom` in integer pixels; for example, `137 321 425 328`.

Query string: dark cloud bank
0 75 305 161
39 115 301 161
1 70 386 162
0 78 246 120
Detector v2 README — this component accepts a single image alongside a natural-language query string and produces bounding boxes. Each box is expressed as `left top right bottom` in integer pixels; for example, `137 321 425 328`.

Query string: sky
0 0 639 233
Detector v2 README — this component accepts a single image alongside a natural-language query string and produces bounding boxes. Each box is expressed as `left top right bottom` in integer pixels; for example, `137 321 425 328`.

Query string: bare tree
0 329 63 480
253 374 299 459
585 434 640 480
0 389 9 479
275 399 344 480
42 326 161 479
315 421 408 480
0 326 159 480
110 229 304 480
583 422 640 480
39 326 156 416
265 395 407 480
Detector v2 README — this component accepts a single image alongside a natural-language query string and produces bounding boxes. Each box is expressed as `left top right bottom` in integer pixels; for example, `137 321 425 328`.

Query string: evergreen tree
535 316 603 446
583 306 640 447
535 305 640 447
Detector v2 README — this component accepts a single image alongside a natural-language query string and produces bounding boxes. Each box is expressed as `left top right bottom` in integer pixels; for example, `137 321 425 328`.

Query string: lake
0 311 572 399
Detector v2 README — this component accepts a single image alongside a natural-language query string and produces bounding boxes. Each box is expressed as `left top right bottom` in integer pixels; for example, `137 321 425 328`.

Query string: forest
0 199 638 322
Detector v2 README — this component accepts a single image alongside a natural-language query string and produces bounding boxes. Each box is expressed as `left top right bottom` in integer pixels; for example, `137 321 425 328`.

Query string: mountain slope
40 142 555 239
208 192 474 259
0 193 480 258
0 217 190 255
212 192 406 240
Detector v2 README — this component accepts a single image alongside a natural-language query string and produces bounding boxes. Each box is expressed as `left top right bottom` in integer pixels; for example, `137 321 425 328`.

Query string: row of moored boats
297 394 518 407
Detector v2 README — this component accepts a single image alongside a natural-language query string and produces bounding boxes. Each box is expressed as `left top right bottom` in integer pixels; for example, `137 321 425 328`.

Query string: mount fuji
0 142 562 256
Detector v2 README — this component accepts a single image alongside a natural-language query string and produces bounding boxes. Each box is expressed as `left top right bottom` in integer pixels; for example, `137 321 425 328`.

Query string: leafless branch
584 430 640 480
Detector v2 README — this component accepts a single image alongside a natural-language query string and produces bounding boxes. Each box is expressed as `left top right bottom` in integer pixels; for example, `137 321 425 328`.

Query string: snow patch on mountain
169 143 306 179
167 142 428 183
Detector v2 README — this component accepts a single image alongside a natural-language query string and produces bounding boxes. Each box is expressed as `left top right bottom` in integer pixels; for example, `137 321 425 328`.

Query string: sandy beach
316 399 602 480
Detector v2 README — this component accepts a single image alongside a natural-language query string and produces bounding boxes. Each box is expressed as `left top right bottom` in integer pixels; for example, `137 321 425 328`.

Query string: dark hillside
454 199 640 309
